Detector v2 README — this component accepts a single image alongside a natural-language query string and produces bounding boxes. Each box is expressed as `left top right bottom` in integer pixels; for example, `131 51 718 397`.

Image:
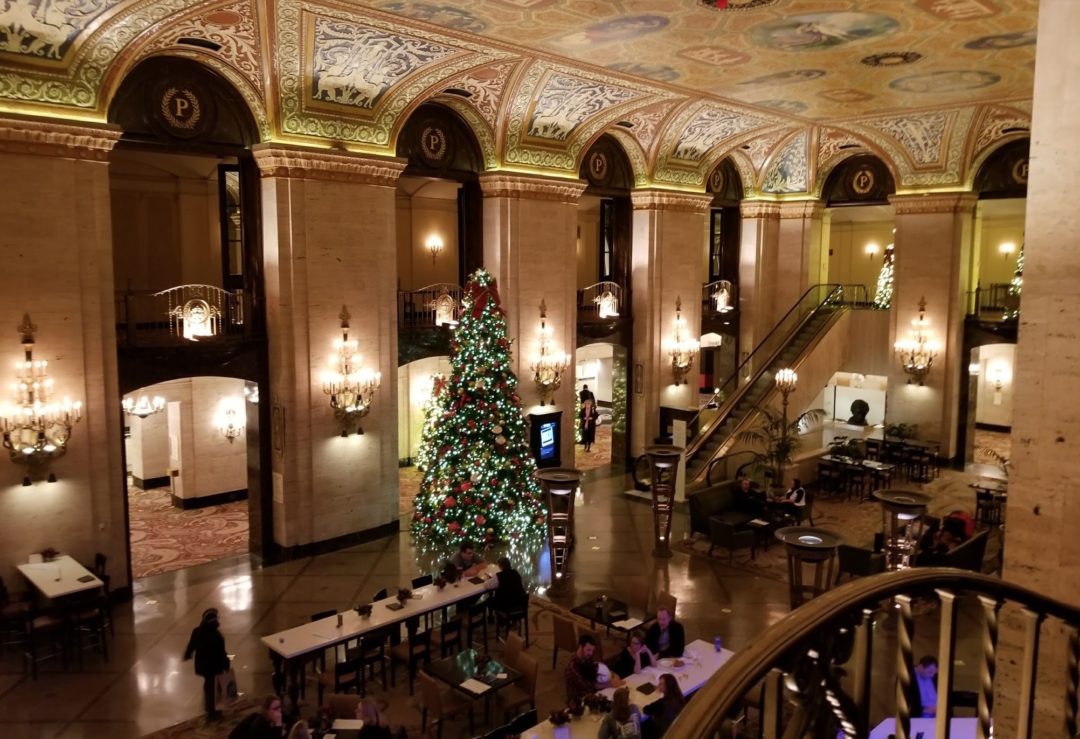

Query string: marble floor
0 468 987 738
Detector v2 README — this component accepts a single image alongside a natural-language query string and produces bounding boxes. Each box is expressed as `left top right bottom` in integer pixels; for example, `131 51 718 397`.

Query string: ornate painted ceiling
0 0 1036 195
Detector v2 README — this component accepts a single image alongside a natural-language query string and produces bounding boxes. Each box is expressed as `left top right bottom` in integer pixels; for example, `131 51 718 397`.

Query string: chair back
658 591 677 616
310 609 336 622
372 587 388 601
517 651 539 698
412 574 433 589
418 671 442 715
93 552 107 578
508 709 539 733
327 693 360 720
503 632 524 670
552 614 577 653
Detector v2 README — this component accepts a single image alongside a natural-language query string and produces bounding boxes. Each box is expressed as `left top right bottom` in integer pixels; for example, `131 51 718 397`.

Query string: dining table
17 555 103 600
869 716 978 738
570 595 655 634
427 647 522 723
520 639 734 739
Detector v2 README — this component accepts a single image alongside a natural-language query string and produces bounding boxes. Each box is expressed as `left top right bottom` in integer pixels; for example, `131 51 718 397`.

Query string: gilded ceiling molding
436 59 521 131
416 94 498 170
604 127 650 188
777 200 825 220
724 149 758 197
740 200 780 219
0 115 121 160
630 190 712 214
478 171 587 204
963 103 1031 188
251 144 406 185
888 192 978 216
758 128 810 195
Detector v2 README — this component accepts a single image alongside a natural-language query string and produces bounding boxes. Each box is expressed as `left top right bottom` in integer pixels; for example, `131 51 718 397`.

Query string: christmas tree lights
412 269 547 549
1006 245 1023 320
873 244 894 309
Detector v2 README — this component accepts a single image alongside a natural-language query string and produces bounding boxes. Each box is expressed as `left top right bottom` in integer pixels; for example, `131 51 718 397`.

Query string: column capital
778 199 826 220
251 144 406 186
478 171 587 203
630 189 713 214
0 115 121 161
739 200 781 219
888 192 978 215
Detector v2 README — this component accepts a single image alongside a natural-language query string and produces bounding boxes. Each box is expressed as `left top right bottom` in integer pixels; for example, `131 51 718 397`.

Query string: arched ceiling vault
0 0 1035 193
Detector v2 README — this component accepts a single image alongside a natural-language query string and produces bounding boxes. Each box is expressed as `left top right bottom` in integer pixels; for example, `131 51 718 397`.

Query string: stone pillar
777 200 827 315
0 117 127 590
480 173 586 468
737 200 781 366
254 146 405 551
887 193 976 459
630 190 713 456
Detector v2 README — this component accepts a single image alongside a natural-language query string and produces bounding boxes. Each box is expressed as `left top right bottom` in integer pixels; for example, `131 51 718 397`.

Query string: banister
667 569 1080 739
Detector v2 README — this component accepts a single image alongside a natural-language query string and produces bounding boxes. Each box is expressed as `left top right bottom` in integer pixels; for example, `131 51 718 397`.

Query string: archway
107 56 272 580
701 157 743 394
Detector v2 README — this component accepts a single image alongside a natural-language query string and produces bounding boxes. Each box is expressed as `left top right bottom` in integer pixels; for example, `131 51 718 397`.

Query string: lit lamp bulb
865 242 879 260
999 241 1016 259
426 235 443 265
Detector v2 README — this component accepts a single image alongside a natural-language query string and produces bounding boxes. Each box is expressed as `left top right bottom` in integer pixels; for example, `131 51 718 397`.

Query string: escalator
673 284 867 489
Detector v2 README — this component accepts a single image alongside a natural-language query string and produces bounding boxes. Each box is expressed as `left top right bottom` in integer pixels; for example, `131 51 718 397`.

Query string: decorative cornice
778 200 825 220
0 116 121 161
630 189 713 214
888 192 978 215
251 145 406 185
739 200 781 219
478 172 587 204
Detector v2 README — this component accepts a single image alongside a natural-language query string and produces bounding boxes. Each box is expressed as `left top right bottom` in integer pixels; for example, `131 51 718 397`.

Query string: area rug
675 468 1003 583
128 485 249 579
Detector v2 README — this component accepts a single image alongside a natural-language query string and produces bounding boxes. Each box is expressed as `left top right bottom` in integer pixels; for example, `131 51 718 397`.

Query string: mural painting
556 15 669 49
672 106 763 161
678 46 751 67
527 73 637 142
755 99 808 114
378 2 487 33
890 70 1001 94
738 69 826 86
607 62 680 83
861 51 922 67
0 0 117 61
964 30 1036 50
751 12 900 52
761 131 808 193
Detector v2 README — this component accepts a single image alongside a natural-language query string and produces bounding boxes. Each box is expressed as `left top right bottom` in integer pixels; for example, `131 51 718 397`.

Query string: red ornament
448 521 461 532
467 419 477 430
443 496 456 507
424 516 432 524
461 481 473 492
475 515 486 526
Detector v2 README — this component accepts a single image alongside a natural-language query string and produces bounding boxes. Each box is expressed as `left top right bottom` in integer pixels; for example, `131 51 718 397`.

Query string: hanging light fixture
711 280 734 313
531 299 570 406
668 296 699 385
321 306 381 436
0 314 82 484
595 289 619 318
122 395 165 419
894 297 940 386
215 396 245 442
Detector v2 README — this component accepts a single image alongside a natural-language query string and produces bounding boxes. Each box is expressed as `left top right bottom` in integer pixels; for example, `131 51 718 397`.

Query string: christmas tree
1006 245 1024 319
412 269 547 549
873 244 894 309
413 376 443 474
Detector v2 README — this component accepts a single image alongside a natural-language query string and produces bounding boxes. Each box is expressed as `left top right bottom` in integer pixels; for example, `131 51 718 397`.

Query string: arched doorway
108 56 272 579
701 157 743 393
576 134 634 471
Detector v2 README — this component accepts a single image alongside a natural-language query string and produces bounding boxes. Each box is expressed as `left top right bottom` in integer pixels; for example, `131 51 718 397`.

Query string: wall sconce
894 297 940 386
426 235 443 265
530 300 570 406
244 384 259 404
0 315 82 485
999 241 1016 259
865 242 879 260
321 306 381 436
667 297 699 386
215 397 245 442
122 395 165 419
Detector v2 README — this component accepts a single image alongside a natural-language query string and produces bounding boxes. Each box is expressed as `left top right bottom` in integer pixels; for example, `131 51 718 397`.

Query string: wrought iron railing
702 279 737 316
116 284 249 346
397 283 462 329
577 281 624 322
967 282 1019 322
668 569 1080 739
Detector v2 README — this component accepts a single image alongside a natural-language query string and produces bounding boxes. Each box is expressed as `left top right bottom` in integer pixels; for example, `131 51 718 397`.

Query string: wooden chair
327 693 360 722
817 463 841 497
418 670 473 739
844 465 868 502
319 648 361 702
432 617 463 657
975 491 1004 527
462 601 488 649
502 632 524 672
411 575 434 589
92 553 114 636
707 518 754 563
0 577 29 656
493 599 529 647
864 438 882 461
551 614 577 670
357 626 390 695
371 588 388 602
24 609 67 679
389 626 431 695
496 651 538 720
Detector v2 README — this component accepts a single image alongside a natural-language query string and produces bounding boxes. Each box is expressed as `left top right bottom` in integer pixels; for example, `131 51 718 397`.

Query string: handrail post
762 668 782 739
852 606 875 737
894 594 915 739
1066 626 1079 738
1014 607 1044 739
935 589 959 739
976 595 1002 739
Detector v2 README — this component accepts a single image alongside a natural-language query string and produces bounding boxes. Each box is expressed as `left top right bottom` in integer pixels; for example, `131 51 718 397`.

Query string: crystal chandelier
122 395 165 419
321 306 381 436
668 297 699 385
215 397 245 442
894 297 939 386
531 300 570 406
0 314 82 484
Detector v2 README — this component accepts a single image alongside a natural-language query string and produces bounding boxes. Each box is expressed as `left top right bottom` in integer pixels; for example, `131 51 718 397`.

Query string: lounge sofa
688 479 761 538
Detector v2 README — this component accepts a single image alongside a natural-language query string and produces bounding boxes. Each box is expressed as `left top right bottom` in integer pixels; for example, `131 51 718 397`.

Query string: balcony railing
398 284 462 330
577 281 624 323
968 282 1019 322
116 284 249 347
668 569 1080 739
702 279 737 316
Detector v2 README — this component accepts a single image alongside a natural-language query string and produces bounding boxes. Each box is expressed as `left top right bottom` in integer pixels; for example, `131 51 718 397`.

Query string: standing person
598 686 642 739
183 608 230 721
643 673 685 738
579 384 595 405
644 607 685 659
581 398 600 452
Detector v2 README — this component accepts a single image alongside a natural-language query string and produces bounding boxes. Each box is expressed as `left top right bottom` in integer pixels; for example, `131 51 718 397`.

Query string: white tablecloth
869 717 978 739
17 555 102 599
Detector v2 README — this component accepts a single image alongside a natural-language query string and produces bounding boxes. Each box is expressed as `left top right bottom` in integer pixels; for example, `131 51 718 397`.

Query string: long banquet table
869 716 977 738
522 639 734 739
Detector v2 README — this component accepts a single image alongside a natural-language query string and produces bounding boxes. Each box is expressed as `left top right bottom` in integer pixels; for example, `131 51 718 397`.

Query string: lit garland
414 376 443 474
874 244 894 310
412 269 547 550
1006 245 1023 320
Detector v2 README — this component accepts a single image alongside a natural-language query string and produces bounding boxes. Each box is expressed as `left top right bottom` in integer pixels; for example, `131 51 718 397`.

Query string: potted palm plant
737 405 824 491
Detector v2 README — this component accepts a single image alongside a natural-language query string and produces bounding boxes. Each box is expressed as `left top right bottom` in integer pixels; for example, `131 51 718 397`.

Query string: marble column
0 116 127 590
480 172 586 469
254 146 404 551
776 200 828 316
737 200 781 369
887 193 976 459
630 190 713 456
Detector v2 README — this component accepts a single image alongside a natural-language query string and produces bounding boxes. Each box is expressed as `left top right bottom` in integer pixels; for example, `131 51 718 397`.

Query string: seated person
644 607 685 659
488 556 528 613
598 686 642 739
909 656 938 718
449 540 486 577
735 477 766 516
229 695 284 739
355 697 393 739
766 479 806 521
643 673 686 738
565 634 603 705
608 631 655 679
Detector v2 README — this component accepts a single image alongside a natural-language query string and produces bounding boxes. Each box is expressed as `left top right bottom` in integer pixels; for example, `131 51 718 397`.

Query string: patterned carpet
128 484 249 579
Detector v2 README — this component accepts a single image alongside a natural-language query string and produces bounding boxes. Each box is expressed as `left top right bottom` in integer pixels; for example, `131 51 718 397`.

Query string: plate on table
657 658 686 670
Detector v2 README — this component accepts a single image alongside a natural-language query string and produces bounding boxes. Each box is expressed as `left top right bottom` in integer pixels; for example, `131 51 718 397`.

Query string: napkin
460 678 492 694
612 618 643 630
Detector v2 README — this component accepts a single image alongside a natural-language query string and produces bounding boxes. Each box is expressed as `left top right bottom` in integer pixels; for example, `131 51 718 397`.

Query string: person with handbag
183 607 231 720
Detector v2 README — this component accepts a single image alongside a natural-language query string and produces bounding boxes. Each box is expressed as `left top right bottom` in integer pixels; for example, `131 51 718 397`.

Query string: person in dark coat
490 557 527 613
579 385 595 405
581 399 600 452
643 607 685 658
229 695 285 739
183 607 230 720
643 673 685 738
